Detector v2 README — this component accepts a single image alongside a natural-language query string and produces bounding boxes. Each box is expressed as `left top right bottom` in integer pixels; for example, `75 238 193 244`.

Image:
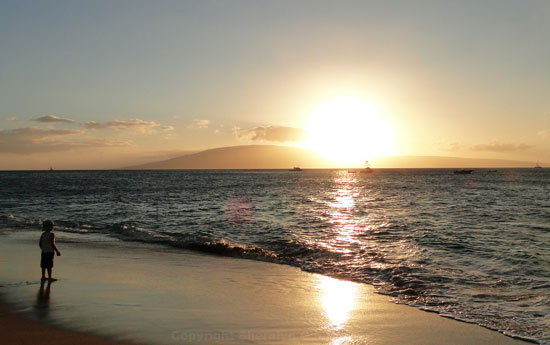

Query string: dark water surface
1 169 549 343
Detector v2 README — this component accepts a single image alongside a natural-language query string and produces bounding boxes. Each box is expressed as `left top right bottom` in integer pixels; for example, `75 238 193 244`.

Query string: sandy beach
0 303 132 345
0 230 531 345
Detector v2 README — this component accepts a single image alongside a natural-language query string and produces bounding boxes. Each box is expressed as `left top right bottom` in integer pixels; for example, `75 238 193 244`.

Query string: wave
0 214 451 307
1 215 279 263
1 214 413 284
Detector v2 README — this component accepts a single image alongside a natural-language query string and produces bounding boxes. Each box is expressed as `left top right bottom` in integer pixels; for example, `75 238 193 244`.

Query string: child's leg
41 267 46 279
47 268 52 279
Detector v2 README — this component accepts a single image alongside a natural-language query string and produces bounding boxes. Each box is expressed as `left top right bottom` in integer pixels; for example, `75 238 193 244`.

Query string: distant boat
49 167 54 171
348 170 357 174
454 169 473 175
359 161 373 174
535 161 542 169
289 167 303 171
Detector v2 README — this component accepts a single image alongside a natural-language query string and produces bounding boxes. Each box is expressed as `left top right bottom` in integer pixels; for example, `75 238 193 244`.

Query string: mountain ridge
124 145 332 169
124 145 540 169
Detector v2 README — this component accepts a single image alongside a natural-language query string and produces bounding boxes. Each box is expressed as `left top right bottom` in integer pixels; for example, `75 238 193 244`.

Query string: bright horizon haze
1 0 549 169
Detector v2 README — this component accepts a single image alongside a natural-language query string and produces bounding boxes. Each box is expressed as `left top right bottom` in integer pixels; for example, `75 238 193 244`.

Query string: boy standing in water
39 220 61 281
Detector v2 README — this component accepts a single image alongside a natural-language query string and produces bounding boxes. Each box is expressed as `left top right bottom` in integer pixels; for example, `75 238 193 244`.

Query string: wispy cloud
186 119 210 129
436 141 462 151
537 129 550 138
0 127 84 154
0 127 82 139
83 118 173 132
1 116 174 155
195 119 209 128
32 115 75 124
73 138 133 148
6 117 22 122
234 126 306 143
0 127 133 154
470 140 533 152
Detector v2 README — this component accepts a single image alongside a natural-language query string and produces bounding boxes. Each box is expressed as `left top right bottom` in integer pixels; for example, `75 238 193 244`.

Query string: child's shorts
41 252 55 269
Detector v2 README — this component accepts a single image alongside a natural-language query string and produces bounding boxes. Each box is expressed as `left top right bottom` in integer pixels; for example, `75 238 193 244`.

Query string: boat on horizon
535 161 542 169
289 167 303 171
359 161 373 174
454 169 473 175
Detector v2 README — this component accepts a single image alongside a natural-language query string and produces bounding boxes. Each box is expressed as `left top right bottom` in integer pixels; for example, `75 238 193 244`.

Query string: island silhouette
124 145 538 170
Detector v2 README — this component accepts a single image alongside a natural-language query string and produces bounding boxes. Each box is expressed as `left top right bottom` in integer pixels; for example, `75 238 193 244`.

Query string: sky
1 0 549 169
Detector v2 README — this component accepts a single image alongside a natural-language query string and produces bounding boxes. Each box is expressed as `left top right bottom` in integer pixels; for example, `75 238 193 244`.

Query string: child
39 220 61 281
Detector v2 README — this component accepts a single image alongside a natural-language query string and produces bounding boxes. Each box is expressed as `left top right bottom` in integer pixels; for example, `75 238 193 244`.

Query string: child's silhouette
39 220 61 281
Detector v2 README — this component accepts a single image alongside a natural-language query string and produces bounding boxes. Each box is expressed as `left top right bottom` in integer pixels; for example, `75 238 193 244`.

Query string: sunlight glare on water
323 173 365 254
330 336 353 345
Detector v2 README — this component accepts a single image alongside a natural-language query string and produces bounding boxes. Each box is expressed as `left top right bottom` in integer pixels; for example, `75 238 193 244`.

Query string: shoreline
0 230 534 345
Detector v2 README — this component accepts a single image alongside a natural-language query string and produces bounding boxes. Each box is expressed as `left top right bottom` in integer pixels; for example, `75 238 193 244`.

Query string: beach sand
0 303 131 345
0 230 530 345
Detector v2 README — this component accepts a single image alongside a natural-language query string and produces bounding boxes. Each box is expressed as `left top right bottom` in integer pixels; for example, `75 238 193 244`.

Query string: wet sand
0 302 134 345
0 230 531 345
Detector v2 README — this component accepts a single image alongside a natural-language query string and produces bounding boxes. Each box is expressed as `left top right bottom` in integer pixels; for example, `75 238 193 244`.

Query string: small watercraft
359 161 373 174
454 169 473 175
289 167 303 171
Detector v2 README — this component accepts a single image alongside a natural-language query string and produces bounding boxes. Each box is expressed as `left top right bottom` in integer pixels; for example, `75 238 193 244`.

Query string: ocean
1 169 549 343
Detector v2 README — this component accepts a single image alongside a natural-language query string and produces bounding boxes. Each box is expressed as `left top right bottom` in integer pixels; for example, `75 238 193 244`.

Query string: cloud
83 118 172 132
537 129 550 138
7 117 21 122
470 140 533 152
0 118 172 155
436 141 462 151
0 127 85 154
195 119 209 128
0 127 82 139
71 138 133 148
234 126 306 143
187 119 210 129
32 115 75 124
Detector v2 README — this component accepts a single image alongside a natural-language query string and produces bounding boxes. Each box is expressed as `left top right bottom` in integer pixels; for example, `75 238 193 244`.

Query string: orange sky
1 1 549 169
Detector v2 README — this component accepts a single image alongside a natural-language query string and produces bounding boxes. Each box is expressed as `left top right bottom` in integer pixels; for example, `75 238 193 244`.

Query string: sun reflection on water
330 336 353 345
331 188 356 209
317 275 358 330
321 172 365 254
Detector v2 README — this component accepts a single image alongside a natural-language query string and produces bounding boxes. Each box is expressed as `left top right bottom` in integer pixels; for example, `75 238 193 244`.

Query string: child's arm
51 233 61 256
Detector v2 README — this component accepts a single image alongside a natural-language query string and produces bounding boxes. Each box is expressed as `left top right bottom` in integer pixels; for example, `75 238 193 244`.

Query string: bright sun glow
301 97 395 165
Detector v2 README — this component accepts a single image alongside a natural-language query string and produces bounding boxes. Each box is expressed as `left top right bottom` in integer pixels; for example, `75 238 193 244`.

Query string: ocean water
1 169 549 343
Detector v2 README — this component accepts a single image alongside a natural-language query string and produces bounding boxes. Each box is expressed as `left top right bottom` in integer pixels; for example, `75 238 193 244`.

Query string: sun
300 97 395 165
